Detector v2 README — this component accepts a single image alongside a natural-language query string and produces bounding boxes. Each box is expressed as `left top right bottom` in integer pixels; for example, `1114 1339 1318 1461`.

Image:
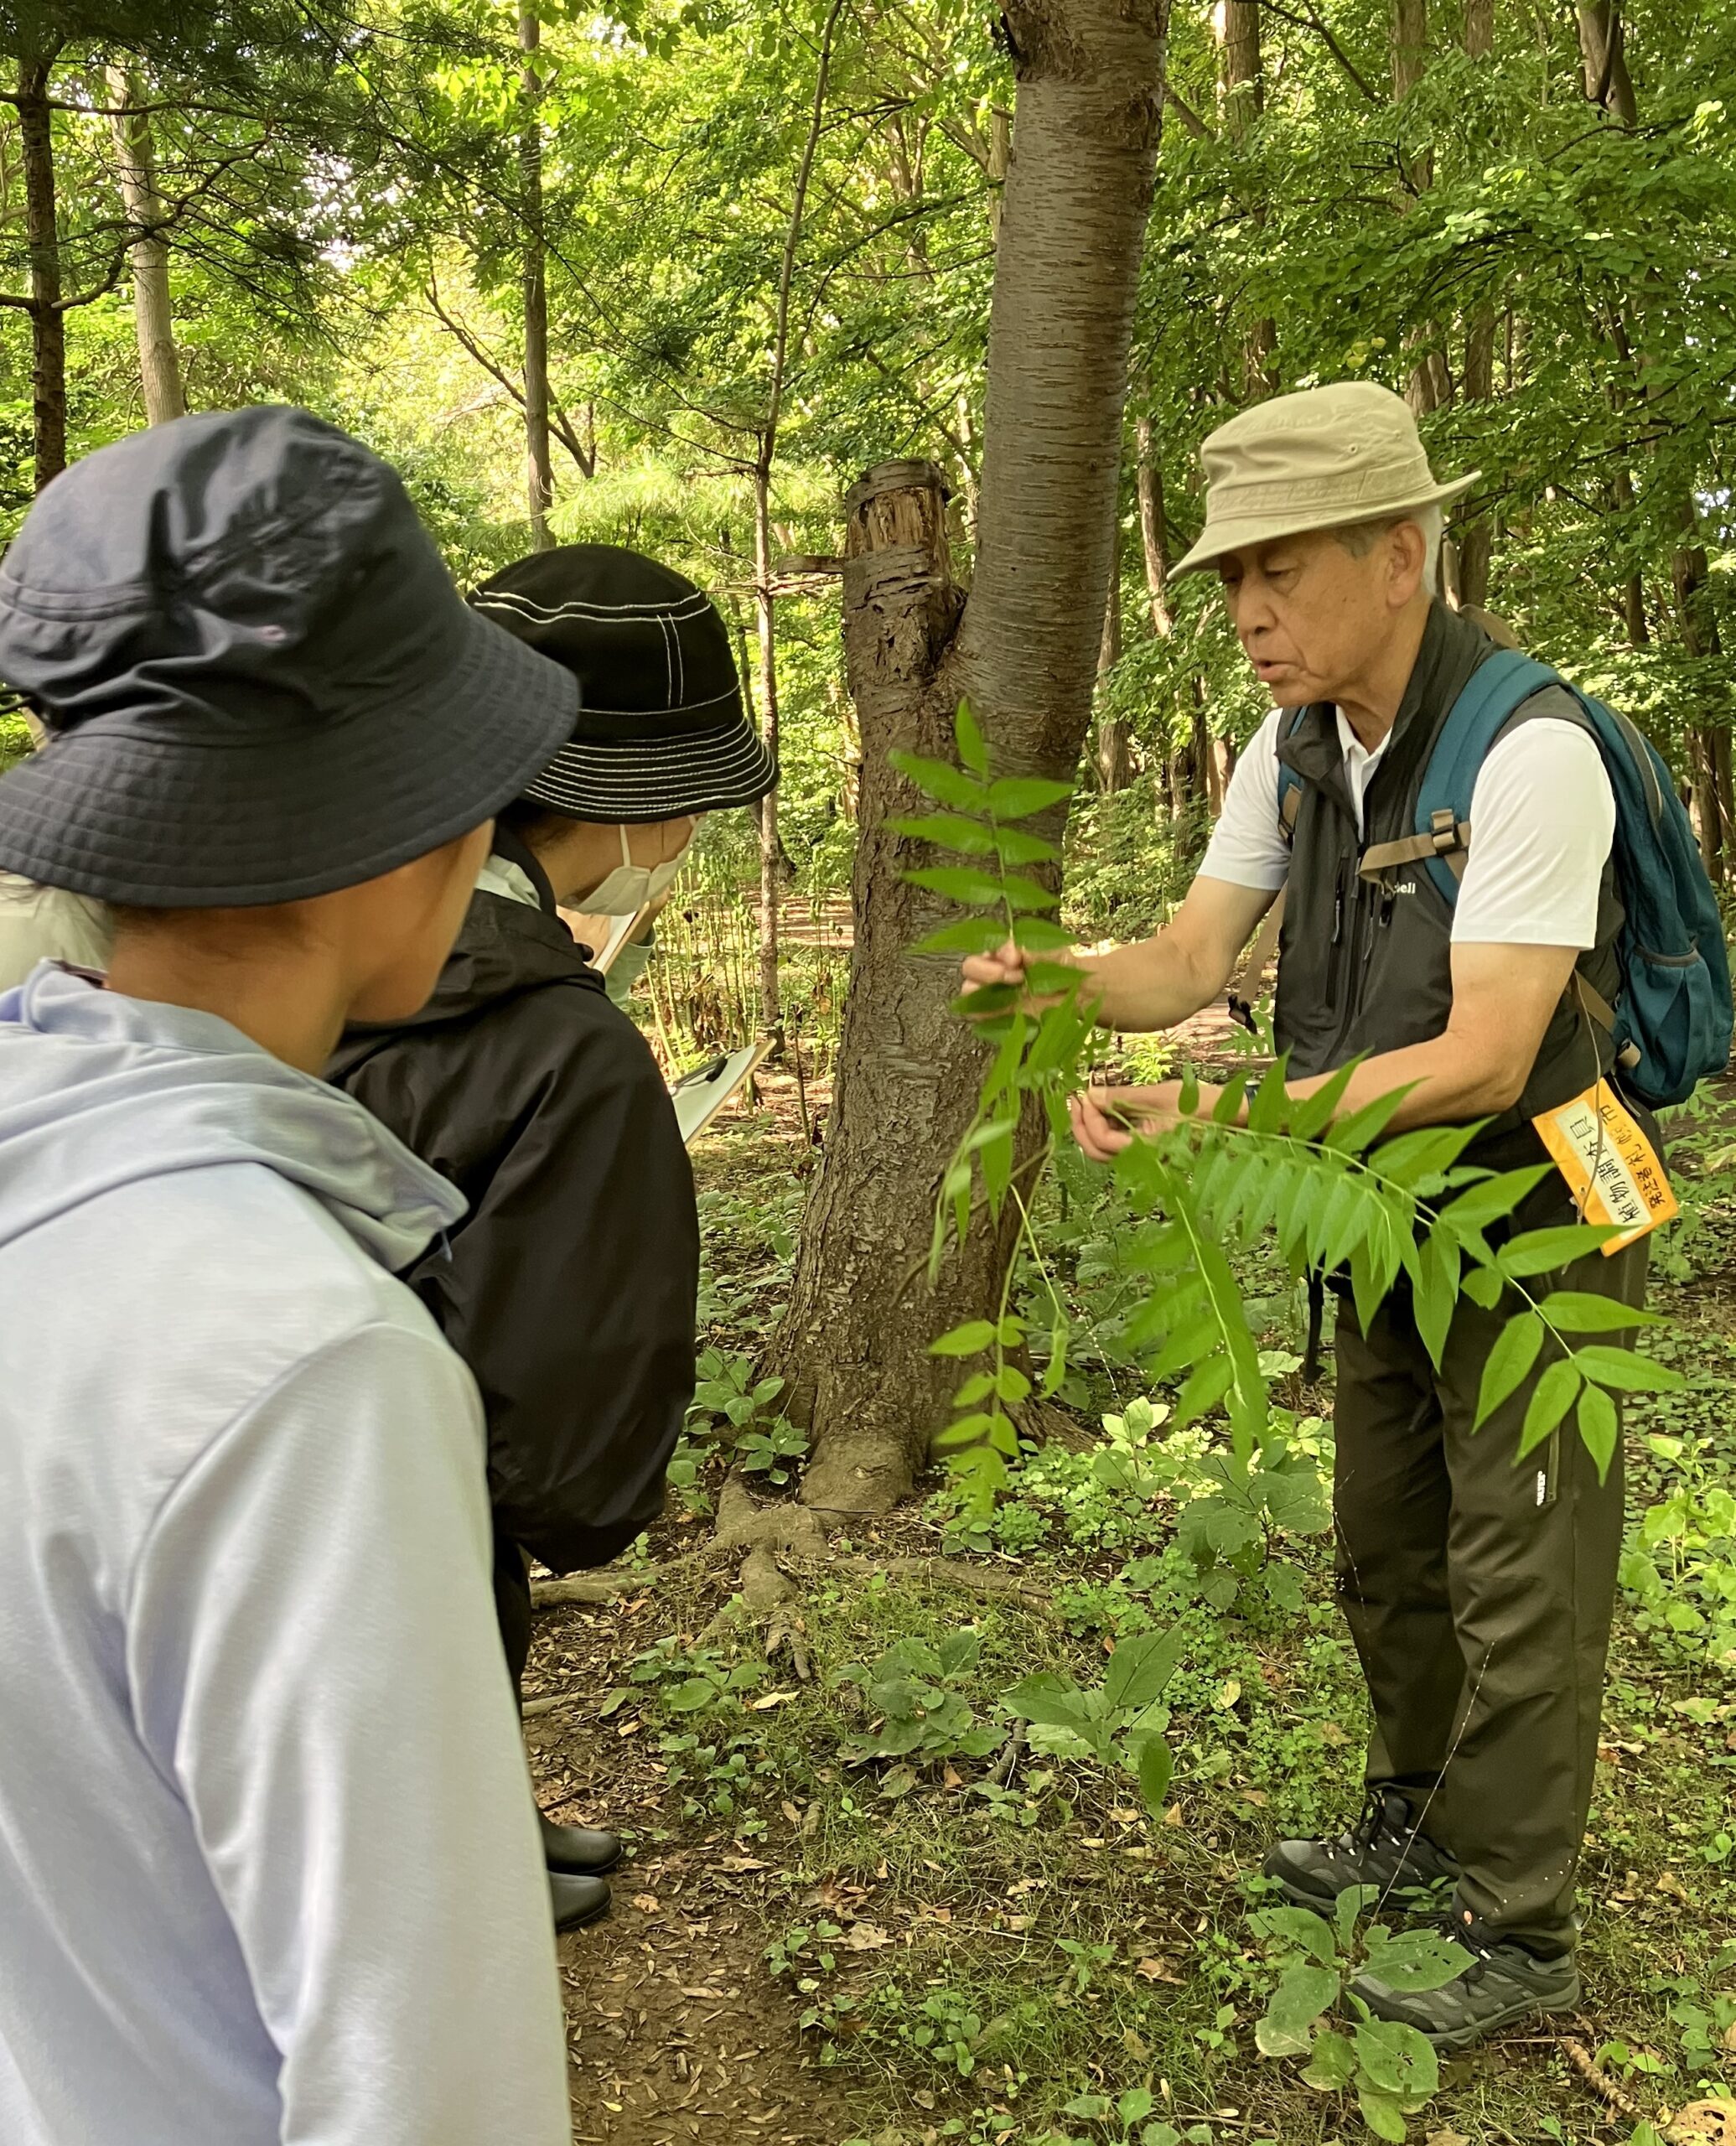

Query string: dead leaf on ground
1669 2101 1736 2145
1136 1957 1183 1984
842 1921 892 1951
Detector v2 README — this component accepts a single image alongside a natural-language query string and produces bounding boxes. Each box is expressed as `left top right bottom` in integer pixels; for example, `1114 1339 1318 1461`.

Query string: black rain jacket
327 838 697 1572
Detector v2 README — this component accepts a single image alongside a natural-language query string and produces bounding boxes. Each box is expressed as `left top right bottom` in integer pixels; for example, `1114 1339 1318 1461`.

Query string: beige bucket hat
1174 380 1479 576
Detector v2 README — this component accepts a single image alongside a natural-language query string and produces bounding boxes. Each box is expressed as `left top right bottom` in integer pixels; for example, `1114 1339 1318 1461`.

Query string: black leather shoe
540 1809 623 1875
550 1869 611 1931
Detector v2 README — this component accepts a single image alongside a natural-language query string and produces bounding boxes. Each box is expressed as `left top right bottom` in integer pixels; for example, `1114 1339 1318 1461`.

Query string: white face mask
581 821 696 915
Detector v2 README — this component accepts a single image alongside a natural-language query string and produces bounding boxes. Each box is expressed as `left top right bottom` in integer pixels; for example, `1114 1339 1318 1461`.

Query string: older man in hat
966 380 1650 2045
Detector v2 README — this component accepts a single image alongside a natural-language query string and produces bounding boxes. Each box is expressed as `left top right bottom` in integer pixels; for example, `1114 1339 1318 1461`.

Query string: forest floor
527 1069 1736 2146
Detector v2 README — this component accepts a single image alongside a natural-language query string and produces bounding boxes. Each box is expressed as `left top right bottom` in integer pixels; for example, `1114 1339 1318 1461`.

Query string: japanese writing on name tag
1531 1081 1678 1254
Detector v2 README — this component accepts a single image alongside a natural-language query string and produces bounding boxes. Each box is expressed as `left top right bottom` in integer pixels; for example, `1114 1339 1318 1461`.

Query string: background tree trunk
106 69 186 427
1095 500 1132 789
1391 0 1448 413
1455 0 1495 607
1574 2 1725 873
518 4 555 548
1577 1 1637 124
753 455 784 1033
18 54 65 489
766 0 1172 1513
1220 0 1275 392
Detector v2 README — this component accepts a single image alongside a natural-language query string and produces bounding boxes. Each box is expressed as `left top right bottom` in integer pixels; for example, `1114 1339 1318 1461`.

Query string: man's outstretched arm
961 873 1275 1034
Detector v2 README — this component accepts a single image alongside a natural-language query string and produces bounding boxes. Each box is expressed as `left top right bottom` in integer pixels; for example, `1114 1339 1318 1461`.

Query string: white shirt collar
474 853 542 910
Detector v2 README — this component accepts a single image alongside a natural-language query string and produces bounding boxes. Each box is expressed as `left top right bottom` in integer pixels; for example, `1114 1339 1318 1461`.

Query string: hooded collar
0 965 464 1270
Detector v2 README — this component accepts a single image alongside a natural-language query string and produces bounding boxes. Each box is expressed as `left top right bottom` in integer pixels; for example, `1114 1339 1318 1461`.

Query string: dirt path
526 1604 857 2146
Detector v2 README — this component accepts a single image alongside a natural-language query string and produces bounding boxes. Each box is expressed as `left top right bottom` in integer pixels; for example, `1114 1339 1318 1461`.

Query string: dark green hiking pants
1331 1235 1649 1954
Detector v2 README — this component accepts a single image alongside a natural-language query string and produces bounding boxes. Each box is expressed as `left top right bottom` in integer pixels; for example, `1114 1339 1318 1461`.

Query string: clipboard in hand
559 903 653 976
671 1039 775 1146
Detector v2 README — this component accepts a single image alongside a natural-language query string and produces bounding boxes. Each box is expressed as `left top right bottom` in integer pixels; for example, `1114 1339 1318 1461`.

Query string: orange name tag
1531 1081 1678 1253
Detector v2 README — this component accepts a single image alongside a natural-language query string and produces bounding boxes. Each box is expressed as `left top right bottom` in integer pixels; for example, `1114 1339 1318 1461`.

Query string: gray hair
1331 502 1444 594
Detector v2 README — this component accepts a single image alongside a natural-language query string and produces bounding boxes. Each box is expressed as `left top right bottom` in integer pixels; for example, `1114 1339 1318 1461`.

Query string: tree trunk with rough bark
519 5 554 548
106 70 186 427
766 0 1171 1512
753 456 784 1032
18 54 65 490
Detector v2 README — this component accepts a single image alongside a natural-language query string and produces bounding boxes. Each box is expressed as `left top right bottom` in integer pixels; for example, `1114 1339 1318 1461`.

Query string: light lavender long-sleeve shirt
0 966 571 2146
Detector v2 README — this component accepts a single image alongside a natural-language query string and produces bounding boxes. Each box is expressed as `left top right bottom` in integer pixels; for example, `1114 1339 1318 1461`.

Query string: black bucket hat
0 407 578 907
469 543 777 822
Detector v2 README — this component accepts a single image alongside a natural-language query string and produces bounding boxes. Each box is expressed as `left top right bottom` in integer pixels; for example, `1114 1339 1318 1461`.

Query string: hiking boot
1349 1913 1580 2051
1262 1788 1459 1913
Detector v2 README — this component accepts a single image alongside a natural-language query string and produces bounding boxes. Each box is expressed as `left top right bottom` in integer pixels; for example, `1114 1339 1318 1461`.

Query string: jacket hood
0 964 465 1267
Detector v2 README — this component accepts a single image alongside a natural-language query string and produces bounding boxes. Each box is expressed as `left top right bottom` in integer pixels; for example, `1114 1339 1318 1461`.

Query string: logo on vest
1394 879 1417 895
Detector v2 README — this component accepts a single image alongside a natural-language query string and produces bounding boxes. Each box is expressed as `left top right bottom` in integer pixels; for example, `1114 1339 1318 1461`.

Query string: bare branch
1260 0 1381 101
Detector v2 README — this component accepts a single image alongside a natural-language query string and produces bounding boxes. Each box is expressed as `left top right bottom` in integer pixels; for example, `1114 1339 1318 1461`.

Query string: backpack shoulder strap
1273 708 1310 842
1358 651 1562 900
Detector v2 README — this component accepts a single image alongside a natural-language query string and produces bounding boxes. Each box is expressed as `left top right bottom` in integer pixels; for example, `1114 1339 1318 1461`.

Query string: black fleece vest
1271 601 1625 1144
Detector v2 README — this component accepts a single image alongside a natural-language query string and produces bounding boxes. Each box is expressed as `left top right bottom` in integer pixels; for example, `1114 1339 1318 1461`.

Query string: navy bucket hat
469 543 777 822
0 407 578 906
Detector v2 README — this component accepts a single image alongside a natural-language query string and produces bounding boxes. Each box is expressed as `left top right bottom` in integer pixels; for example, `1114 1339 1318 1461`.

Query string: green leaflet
930 1319 996 1356
1496 1221 1620 1276
1288 1059 1358 1141
1473 1310 1545 1428
1516 1357 1581 1458
984 774 1075 817
1571 1344 1686 1392
1435 1163 1556 1235
954 700 989 775
915 915 1009 956
888 750 988 812
1322 1082 1415 1154
1538 1289 1665 1331
888 810 998 853
906 863 1059 911
1578 1382 1619 1480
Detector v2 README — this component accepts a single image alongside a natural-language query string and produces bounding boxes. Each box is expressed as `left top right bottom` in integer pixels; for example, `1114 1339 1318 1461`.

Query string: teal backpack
1272 650 1733 1108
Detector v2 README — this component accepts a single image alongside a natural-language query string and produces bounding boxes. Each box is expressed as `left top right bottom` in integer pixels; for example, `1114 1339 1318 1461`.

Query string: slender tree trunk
1576 1 1637 123
1096 510 1132 790
767 0 1172 1511
753 456 784 1032
519 4 554 548
1390 0 1448 412
1575 3 1723 872
1455 0 1495 605
18 54 64 489
106 69 185 427
987 105 1011 243
1221 0 1275 393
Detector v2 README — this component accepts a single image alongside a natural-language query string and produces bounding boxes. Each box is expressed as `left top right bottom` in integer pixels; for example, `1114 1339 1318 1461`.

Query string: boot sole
547 1846 624 1877
553 1895 613 1933
1420 1982 1581 2053
1354 1979 1581 2053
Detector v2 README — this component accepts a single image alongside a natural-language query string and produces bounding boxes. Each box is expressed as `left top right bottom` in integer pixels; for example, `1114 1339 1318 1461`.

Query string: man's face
1216 526 1414 707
